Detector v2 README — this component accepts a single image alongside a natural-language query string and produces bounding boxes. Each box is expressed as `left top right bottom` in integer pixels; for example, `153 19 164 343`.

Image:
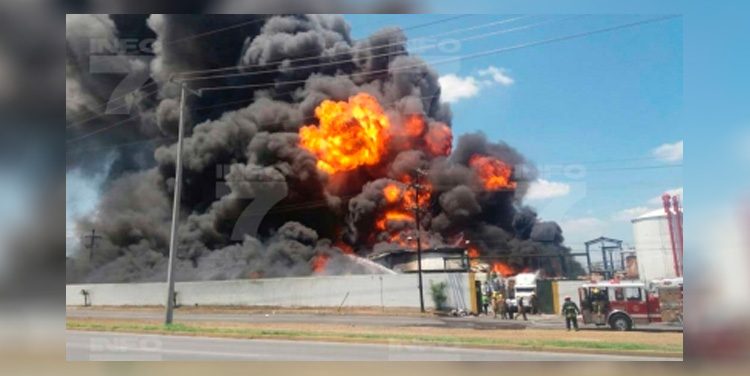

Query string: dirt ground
69 305 432 317
68 315 683 350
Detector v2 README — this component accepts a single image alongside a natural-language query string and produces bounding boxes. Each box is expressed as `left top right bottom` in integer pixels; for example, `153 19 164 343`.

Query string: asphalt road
67 331 678 361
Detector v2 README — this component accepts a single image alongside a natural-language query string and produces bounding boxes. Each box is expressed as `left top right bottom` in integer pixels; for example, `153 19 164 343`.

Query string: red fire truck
578 279 683 331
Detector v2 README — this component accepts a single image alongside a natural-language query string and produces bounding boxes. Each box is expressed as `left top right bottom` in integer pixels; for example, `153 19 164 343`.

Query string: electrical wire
174 14 484 77
180 16 557 83
67 15 678 144
199 15 678 93
65 15 489 130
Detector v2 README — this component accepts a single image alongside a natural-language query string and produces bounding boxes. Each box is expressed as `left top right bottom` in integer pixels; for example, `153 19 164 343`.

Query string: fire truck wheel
609 314 632 331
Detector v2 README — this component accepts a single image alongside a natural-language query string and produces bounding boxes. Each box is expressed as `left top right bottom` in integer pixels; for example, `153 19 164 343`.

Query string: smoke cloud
66 14 583 283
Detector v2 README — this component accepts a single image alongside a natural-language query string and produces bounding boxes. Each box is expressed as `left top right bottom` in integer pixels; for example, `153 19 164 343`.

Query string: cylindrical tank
631 208 682 281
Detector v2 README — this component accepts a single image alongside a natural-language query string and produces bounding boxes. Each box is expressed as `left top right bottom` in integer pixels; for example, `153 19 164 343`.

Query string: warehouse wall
552 280 586 314
66 273 472 310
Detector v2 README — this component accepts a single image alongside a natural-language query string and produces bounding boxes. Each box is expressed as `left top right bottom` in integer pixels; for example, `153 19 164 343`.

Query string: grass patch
67 319 682 356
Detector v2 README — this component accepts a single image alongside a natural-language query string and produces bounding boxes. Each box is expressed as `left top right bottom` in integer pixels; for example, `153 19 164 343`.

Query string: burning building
66 14 584 283
369 246 469 273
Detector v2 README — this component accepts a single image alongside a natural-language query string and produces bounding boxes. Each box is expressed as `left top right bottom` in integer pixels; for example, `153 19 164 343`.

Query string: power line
66 85 163 130
66 17 270 128
67 75 447 145
357 14 473 36
180 16 555 83
542 155 671 165
191 16 563 87
175 15 485 78
65 15 490 131
160 17 268 47
198 15 677 93
585 164 682 172
66 15 677 144
66 137 176 155
67 112 146 144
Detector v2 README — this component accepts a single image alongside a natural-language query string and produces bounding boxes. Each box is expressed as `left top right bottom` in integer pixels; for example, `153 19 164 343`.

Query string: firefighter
493 291 506 319
481 288 489 315
530 292 538 315
591 287 607 322
515 296 528 321
562 296 580 331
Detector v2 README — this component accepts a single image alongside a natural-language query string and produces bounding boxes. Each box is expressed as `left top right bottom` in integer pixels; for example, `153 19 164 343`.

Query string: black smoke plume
66 14 583 283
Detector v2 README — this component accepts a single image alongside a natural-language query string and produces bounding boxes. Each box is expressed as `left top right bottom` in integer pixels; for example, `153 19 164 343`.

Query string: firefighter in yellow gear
562 296 580 331
492 291 506 319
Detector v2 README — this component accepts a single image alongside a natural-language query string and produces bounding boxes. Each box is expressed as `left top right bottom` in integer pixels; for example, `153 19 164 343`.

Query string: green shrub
430 281 448 311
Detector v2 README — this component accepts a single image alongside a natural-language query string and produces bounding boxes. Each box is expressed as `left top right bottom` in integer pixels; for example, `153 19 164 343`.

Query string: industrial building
369 246 469 273
631 194 684 281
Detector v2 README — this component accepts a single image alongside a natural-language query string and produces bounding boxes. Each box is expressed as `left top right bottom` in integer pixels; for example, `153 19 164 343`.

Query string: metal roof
631 207 683 222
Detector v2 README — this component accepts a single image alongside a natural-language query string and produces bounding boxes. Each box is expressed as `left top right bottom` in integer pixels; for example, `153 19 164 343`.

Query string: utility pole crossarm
83 229 102 261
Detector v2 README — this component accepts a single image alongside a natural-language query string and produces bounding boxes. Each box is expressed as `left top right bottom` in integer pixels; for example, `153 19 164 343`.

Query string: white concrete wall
67 273 471 310
554 280 585 314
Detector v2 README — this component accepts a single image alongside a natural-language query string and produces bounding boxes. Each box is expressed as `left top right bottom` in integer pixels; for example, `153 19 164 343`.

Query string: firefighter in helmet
493 291 506 319
562 296 580 331
590 287 608 323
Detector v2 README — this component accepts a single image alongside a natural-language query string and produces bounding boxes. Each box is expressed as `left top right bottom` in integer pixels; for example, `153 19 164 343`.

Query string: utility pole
83 229 102 261
410 168 426 313
164 82 200 325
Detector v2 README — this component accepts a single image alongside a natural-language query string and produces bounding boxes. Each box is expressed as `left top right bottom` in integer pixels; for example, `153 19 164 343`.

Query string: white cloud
652 140 683 162
478 66 514 86
648 187 684 205
439 65 514 103
612 206 653 221
525 179 571 200
438 74 480 103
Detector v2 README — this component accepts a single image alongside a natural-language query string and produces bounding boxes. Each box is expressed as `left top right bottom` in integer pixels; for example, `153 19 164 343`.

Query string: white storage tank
631 208 682 281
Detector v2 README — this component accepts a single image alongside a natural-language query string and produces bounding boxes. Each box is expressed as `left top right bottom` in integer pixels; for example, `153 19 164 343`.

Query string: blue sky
346 14 683 250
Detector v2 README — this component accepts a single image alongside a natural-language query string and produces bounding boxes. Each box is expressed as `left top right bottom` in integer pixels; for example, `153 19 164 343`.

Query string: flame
311 253 330 273
375 178 433 248
299 93 390 174
467 245 480 259
424 122 452 156
404 114 425 137
403 181 432 209
383 183 402 204
492 262 515 277
376 211 414 231
469 155 517 191
334 242 354 255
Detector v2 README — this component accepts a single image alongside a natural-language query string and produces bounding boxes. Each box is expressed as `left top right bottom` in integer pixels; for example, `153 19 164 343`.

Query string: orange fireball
469 155 517 191
376 211 414 231
299 93 390 174
383 183 402 204
492 262 514 277
467 245 480 258
334 242 354 255
403 114 425 137
311 253 330 273
424 122 452 156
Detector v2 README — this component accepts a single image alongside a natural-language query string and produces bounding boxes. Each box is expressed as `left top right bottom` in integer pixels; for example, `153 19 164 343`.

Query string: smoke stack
662 193 681 277
671 195 683 276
